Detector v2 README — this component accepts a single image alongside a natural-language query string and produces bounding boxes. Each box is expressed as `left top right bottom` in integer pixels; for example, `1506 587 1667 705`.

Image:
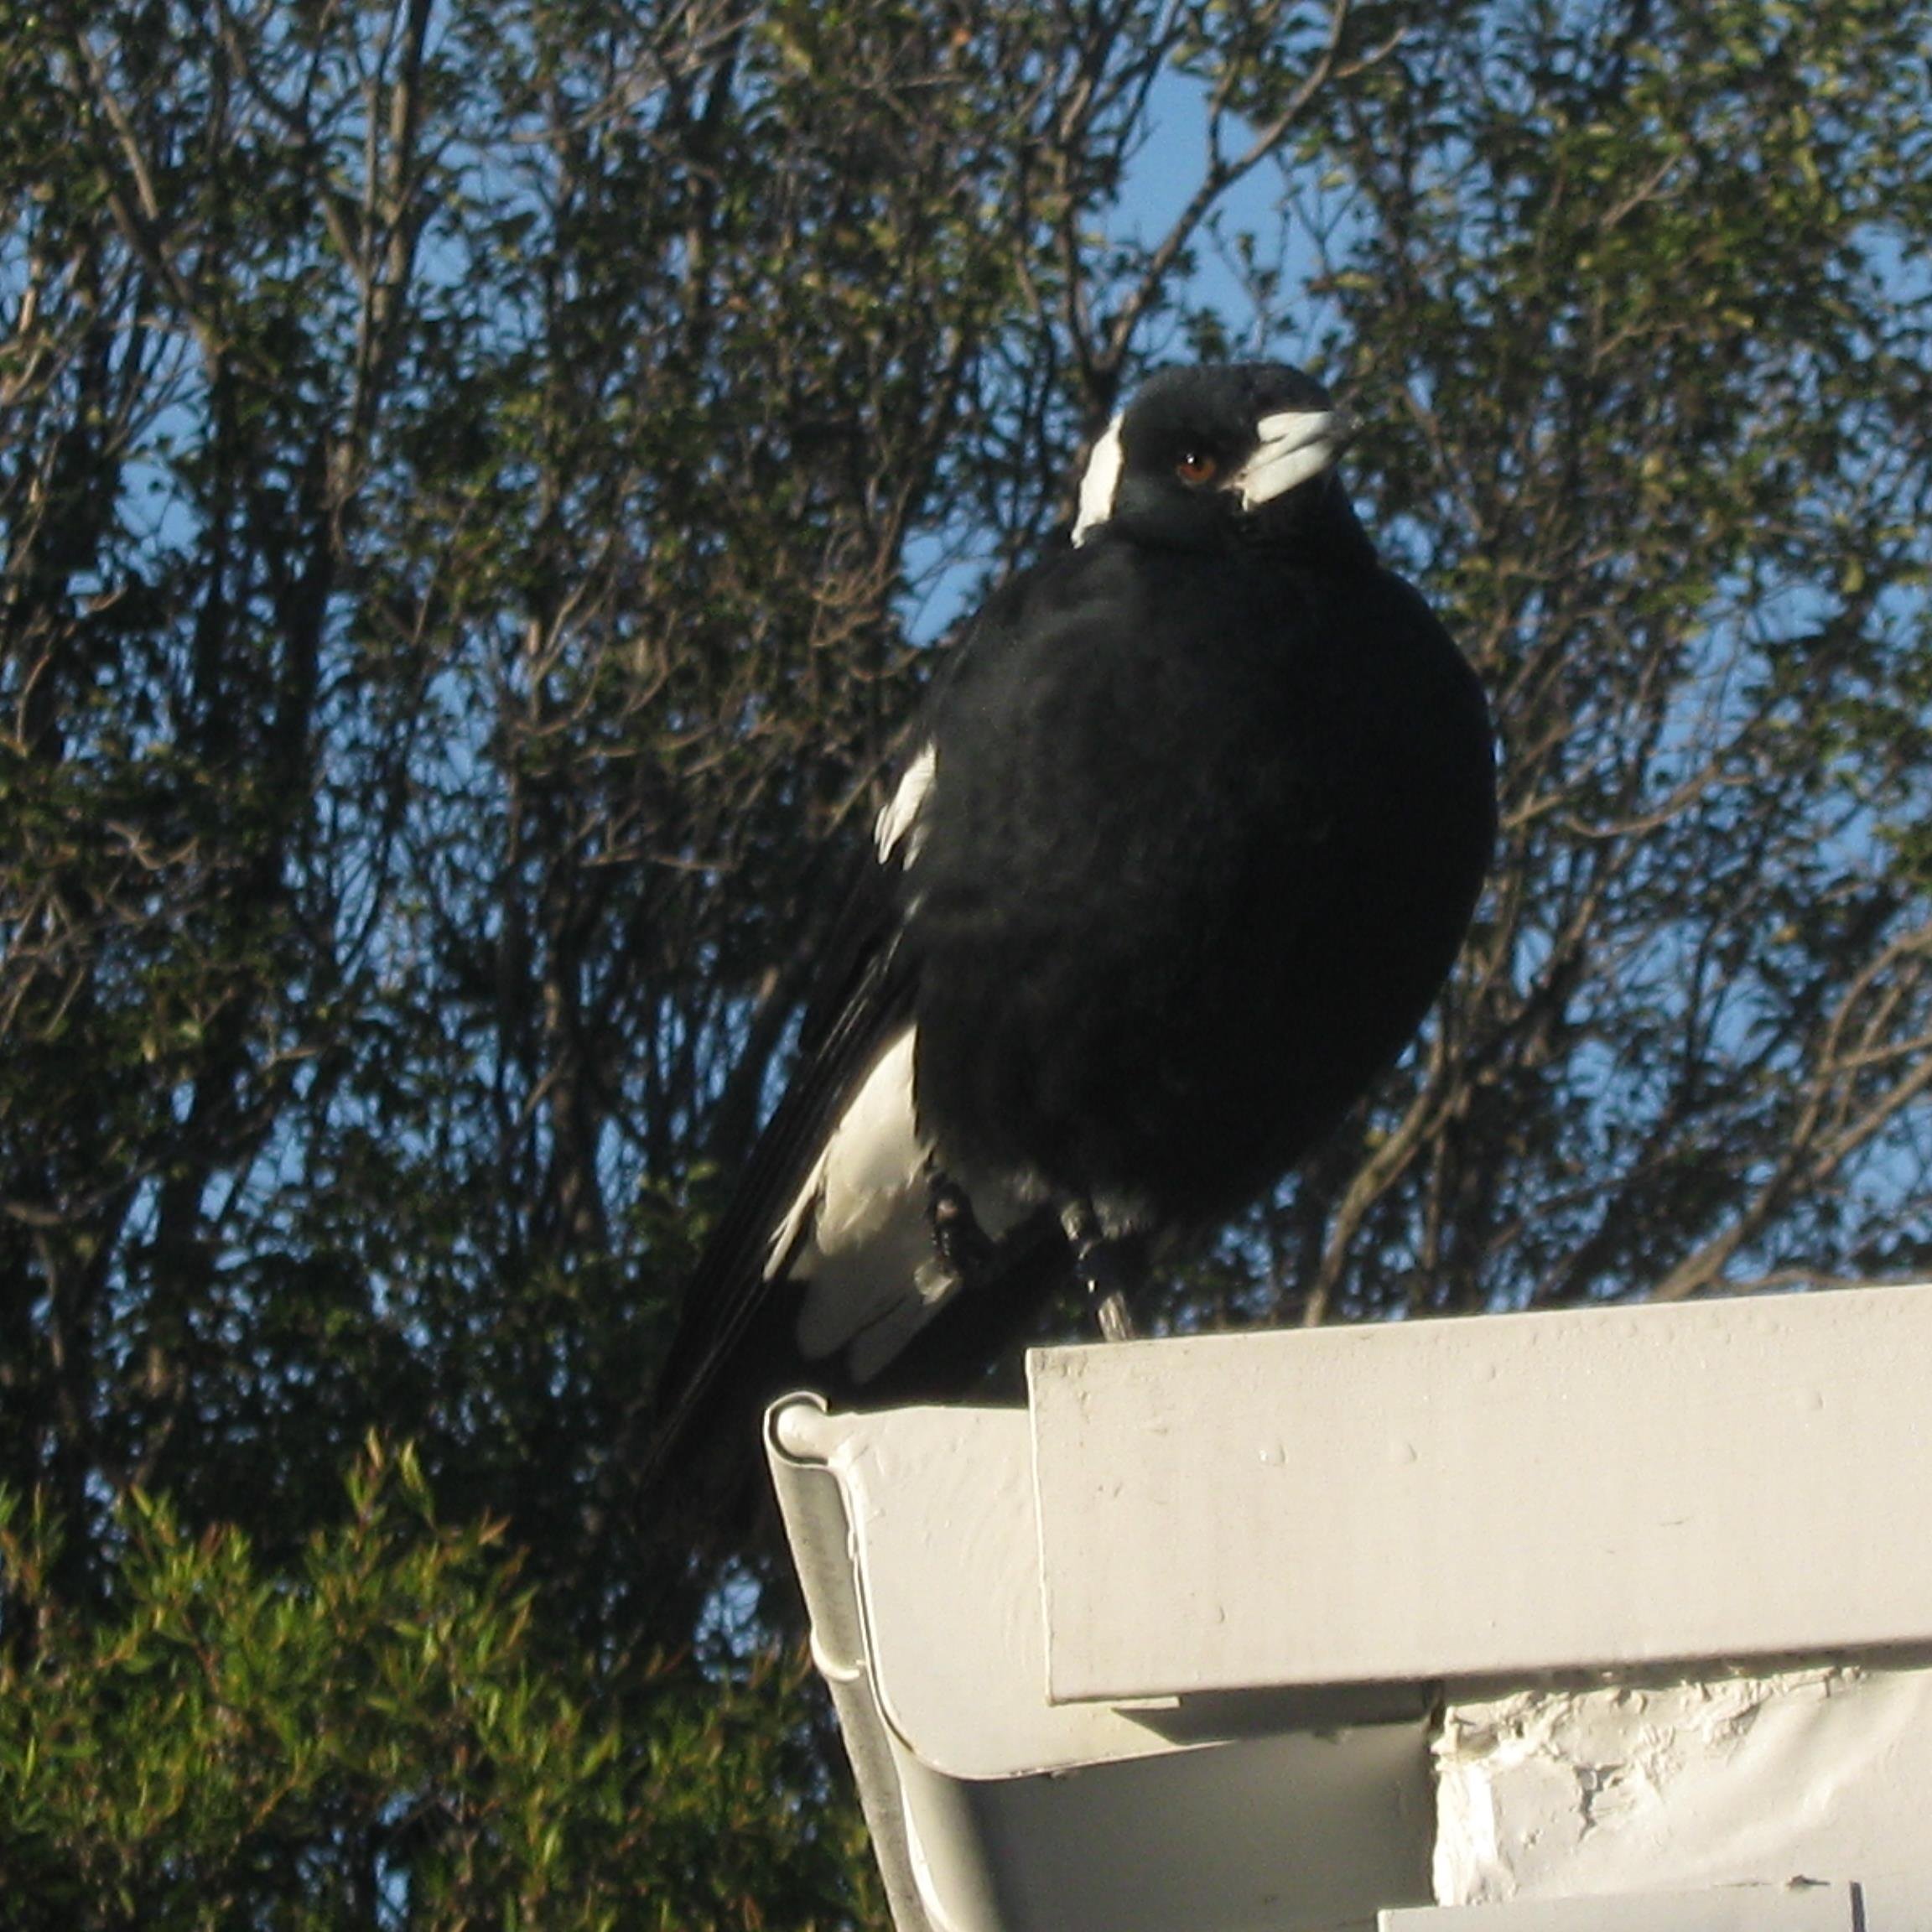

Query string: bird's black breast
904 532 1493 1230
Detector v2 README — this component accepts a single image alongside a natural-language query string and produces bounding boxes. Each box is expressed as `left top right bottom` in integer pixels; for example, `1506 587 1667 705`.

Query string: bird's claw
1061 1200 1140 1343
927 1171 996 1286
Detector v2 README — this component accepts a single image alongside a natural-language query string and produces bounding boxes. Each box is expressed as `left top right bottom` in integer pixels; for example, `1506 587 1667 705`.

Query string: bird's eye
1174 450 1218 486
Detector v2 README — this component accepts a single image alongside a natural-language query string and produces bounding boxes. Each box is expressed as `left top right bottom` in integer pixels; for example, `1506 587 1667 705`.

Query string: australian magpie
639 361 1495 1494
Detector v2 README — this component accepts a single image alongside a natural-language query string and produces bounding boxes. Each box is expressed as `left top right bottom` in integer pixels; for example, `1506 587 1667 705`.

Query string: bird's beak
1234 407 1353 510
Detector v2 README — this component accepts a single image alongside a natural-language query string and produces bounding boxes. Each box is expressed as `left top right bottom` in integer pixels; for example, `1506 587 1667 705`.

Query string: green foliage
0 1439 875 1929
1280 0 1932 1314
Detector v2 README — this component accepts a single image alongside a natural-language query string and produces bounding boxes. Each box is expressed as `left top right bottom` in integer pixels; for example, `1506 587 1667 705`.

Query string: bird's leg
1060 1200 1140 1343
927 1171 996 1289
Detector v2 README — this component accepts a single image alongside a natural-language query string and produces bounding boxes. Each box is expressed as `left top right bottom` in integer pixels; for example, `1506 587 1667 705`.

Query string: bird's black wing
632 851 917 1495
630 563 1072 1504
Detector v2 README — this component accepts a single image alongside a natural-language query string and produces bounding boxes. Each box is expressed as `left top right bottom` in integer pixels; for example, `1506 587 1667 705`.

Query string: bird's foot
1060 1201 1141 1343
927 1172 996 1288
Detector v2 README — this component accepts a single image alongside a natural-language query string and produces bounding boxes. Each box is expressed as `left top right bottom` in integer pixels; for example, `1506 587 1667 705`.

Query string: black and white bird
640 362 1495 1494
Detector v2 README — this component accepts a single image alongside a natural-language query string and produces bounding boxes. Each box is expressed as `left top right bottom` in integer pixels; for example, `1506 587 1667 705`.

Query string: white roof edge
765 1288 1932 1931
769 1394 1230 1780
766 1396 935 1932
1029 1282 1932 1702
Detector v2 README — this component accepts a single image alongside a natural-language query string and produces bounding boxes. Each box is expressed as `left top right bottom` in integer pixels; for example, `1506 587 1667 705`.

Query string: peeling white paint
1436 1662 1932 1916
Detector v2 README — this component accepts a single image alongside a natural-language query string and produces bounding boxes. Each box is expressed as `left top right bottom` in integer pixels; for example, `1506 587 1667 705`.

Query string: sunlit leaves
0 1440 873 1929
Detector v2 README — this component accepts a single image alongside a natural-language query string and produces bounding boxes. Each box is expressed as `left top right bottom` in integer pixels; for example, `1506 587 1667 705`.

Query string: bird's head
1072 363 1355 554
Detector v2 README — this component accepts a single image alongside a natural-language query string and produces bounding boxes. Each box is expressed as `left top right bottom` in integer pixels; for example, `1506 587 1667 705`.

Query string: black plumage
640 362 1495 1493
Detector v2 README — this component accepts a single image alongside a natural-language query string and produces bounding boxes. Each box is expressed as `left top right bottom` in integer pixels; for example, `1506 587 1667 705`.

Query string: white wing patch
1234 408 1346 509
772 1021 1029 1384
1072 412 1125 547
875 742 937 866
774 1026 944 1377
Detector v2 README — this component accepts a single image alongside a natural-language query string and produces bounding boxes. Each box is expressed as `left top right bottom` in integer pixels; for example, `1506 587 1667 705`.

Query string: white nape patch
1071 412 1125 547
874 742 937 866
1234 408 1346 510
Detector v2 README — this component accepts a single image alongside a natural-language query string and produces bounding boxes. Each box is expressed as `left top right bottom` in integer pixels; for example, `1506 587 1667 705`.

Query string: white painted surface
1381 1882 1860 1929
768 1397 1426 1783
769 1289 1932 1932
1436 1666 1932 1926
767 1395 1435 1932
772 1397 1135 1778
1028 1285 1932 1702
